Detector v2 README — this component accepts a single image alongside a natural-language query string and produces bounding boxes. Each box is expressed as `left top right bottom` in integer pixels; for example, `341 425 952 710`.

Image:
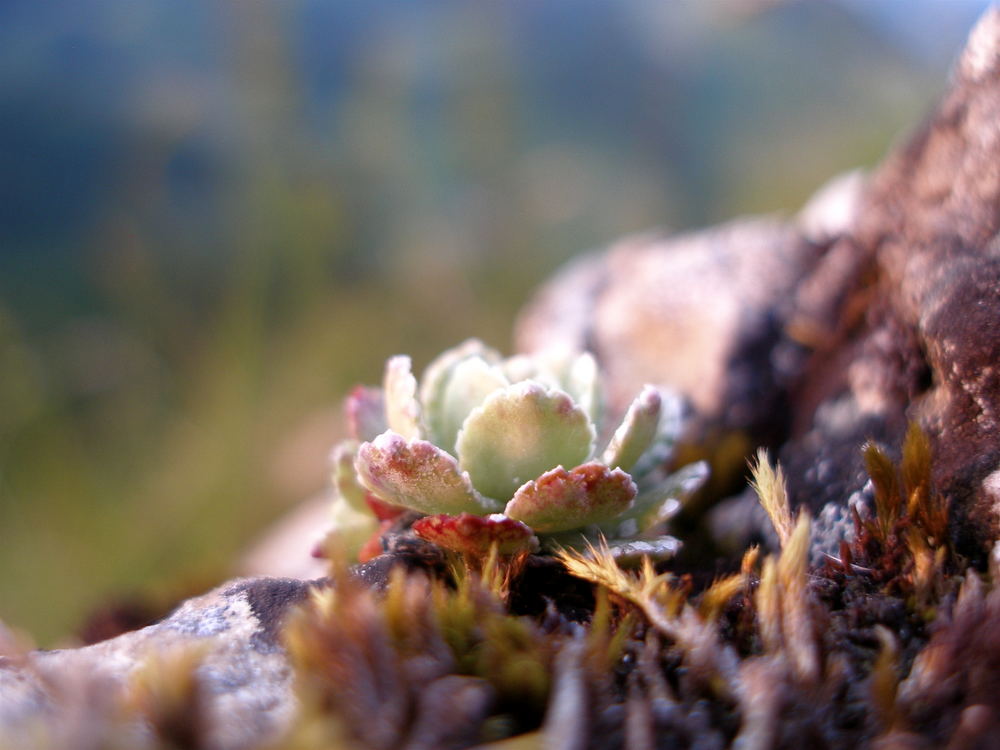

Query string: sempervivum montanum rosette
326 339 707 562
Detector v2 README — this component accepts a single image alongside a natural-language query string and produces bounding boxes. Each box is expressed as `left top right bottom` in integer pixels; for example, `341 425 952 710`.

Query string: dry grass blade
755 512 820 684
556 540 741 697
554 538 642 602
870 625 899 730
741 545 760 578
863 441 901 540
127 643 211 748
556 539 685 636
901 423 949 547
901 420 931 513
749 449 794 548
756 557 781 655
777 511 810 588
698 573 745 622
778 513 819 683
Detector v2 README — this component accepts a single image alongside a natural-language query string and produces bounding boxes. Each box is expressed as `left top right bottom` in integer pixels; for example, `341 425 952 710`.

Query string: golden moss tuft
851 423 957 611
749 448 795 548
283 561 569 748
10 421 999 750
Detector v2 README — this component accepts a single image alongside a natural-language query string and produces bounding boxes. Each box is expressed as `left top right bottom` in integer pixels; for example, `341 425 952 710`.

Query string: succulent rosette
328 339 707 562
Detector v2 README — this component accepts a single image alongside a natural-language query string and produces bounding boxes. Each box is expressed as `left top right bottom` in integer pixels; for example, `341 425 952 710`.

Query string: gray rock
0 577 314 750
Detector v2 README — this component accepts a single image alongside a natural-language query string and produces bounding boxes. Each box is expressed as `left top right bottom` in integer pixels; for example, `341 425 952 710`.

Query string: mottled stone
516 218 820 443
0 577 314 749
784 5 1000 558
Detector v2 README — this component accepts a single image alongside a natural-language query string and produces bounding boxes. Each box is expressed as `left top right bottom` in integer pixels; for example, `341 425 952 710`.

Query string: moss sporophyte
323 339 708 563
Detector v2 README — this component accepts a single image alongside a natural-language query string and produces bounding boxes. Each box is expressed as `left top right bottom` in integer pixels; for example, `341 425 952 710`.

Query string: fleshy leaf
614 460 709 535
357 521 391 563
562 351 602 425
433 356 508 454
383 356 423 440
499 353 546 385
629 389 684 479
412 513 538 556
502 350 601 424
505 462 636 533
345 386 387 442
603 536 682 566
364 494 406 522
456 382 595 502
602 385 662 472
322 494 381 561
331 440 368 512
355 432 498 515
419 339 501 445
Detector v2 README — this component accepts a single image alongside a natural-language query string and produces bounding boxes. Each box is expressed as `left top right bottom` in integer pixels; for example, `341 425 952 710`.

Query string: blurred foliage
0 0 989 643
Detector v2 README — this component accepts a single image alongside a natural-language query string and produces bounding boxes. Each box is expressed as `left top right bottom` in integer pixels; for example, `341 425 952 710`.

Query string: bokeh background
0 0 990 644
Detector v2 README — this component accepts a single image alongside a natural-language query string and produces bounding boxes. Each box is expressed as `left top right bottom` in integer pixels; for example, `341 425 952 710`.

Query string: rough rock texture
516 169 866 446
518 8 1000 562
0 548 460 749
0 577 314 749
782 5 1000 560
515 218 822 443
850 7 1000 558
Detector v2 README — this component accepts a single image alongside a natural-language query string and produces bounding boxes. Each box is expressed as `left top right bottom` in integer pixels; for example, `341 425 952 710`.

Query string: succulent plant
327 339 707 561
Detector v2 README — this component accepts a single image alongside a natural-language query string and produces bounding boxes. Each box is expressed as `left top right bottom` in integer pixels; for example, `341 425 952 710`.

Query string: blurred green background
0 0 989 644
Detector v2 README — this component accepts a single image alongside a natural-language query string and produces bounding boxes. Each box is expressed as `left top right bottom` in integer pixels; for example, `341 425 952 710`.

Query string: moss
11 424 1000 750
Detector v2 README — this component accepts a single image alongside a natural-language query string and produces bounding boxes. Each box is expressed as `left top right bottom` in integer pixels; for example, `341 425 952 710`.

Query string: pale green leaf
355 431 498 515
383 356 423 440
419 338 501 444
500 353 548 385
456 382 595 502
331 440 367 512
433 356 508 454
562 351 602 425
603 536 682 566
629 388 684 479
610 460 708 536
502 350 602 424
325 494 380 560
601 385 662 471
344 386 387 442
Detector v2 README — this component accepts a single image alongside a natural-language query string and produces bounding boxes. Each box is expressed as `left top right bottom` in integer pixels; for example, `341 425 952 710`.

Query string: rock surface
515 217 821 444
0 577 314 749
783 4 1000 559
851 6 1000 558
